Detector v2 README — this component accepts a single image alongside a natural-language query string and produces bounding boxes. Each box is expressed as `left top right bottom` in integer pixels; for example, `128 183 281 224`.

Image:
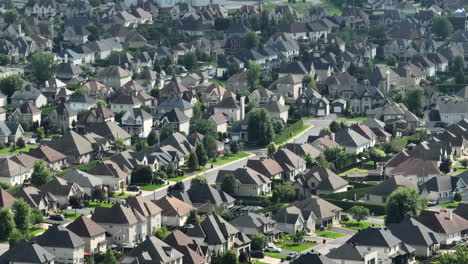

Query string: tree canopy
385 187 428 224
432 16 453 40
248 108 274 145
31 52 57 84
31 160 52 187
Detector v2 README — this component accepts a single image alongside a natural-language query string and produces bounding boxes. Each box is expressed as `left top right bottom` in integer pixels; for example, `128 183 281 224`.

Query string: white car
264 245 281 253
28 138 36 144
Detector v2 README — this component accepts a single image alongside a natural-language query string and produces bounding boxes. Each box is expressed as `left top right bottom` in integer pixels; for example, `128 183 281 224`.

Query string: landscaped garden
87 200 114 208
316 230 347 239
341 220 380 231
339 167 368 176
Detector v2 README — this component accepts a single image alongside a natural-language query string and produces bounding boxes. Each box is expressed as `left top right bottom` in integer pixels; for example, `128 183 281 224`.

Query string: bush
324 199 386 215
272 119 304 144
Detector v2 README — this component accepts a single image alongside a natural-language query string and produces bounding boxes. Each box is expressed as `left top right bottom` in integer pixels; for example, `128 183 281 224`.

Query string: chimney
240 96 245 120
330 133 335 141
449 210 453 220
64 53 68 64
385 70 390 94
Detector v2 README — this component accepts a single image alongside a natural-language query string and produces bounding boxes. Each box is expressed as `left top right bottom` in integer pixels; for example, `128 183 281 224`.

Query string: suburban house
121 108 153 137
213 95 245 122
0 157 31 186
87 121 132 145
47 130 94 165
48 103 78 130
10 102 42 125
334 128 372 154
96 66 132 89
39 177 83 209
87 160 130 191
246 158 284 180
209 112 228 133
389 158 441 184
36 225 85 264
0 240 55 264
127 196 162 236
366 176 418 205
160 109 190 135
264 100 289 123
416 209 468 246
66 216 107 254
294 166 349 197
275 73 303 103
273 148 307 181
216 168 272 197
164 230 208 264
172 183 235 213
121 236 184 264
291 195 342 229
26 145 67 171
15 186 57 214
66 94 96 112
152 195 194 227
62 169 103 197
419 176 468 205
11 87 47 108
230 213 279 242
272 206 311 234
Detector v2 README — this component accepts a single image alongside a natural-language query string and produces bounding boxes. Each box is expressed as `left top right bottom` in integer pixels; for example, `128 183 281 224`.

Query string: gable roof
47 130 94 156
388 216 442 247
291 195 342 219
26 145 66 163
87 121 131 141
152 195 193 217
0 188 15 208
246 158 284 178
173 183 235 206
230 212 276 228
92 203 140 225
0 241 55 264
334 128 370 147
66 215 106 238
300 166 349 191
127 196 162 217
62 169 103 189
125 236 184 263
416 210 468 234
36 224 85 249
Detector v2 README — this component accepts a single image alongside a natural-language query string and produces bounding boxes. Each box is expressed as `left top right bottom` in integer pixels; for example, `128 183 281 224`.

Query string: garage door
317 109 325 116
333 106 342 113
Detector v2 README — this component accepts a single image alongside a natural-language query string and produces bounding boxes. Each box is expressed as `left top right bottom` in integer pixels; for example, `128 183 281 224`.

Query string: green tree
230 141 239 154
11 198 31 231
305 153 315 168
0 208 15 240
112 138 126 152
0 74 24 98
203 135 218 158
369 148 385 168
244 32 259 49
186 210 200 224
190 118 216 136
291 230 306 243
147 130 158 146
434 247 468 264
153 226 170 240
439 158 452 174
191 175 207 185
0 54 11 66
4 9 19 24
16 137 25 148
195 143 208 167
31 52 57 84
182 52 197 70
272 184 295 203
8 228 32 247
455 70 465 84
454 192 462 202
453 56 465 72
160 123 173 142
36 126 45 141
267 142 277 157
131 166 153 185
432 16 453 40
221 173 236 196
385 187 428 224
316 154 329 168
31 160 52 187
187 151 199 170
250 233 268 250
247 61 262 91
386 55 397 66
405 87 425 117
460 159 468 168
248 108 274 145
349 205 370 222
102 248 117 264
220 250 238 264
390 88 404 103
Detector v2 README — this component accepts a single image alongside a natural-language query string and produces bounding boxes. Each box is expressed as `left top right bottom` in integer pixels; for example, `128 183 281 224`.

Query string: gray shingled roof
36 224 85 249
0 241 55 264
388 216 442 247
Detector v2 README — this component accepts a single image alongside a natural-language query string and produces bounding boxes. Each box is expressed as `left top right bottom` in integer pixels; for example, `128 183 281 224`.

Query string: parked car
250 250 265 258
286 252 299 260
341 215 350 221
126 185 140 192
50 214 64 221
265 245 281 253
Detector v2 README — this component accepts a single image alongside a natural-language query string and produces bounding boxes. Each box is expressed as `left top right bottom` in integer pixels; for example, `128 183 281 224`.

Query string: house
216 168 272 197
209 112 228 133
66 94 96 112
0 188 15 208
110 94 142 113
127 196 162 236
87 160 130 191
121 108 153 137
159 132 194 158
56 62 83 81
226 71 250 93
186 213 251 254
419 176 468 205
15 186 57 213
264 101 288 123
416 209 468 246
0 157 31 186
10 102 41 125
159 81 189 101
213 95 245 122
366 176 418 206
249 88 285 106
273 148 307 181
350 85 385 116
182 72 208 88
388 217 442 257
172 183 235 213
0 240 55 264
334 128 371 154
47 130 94 165
275 73 303 103
11 87 47 108
230 212 278 241
272 206 310 234
62 170 103 197
48 103 78 130
110 150 152 171
26 145 67 171
66 216 107 254
82 80 115 100
121 236 184 264
96 66 132 89
0 121 24 144
294 166 349 197
39 177 83 209
296 88 330 117
157 97 193 119
291 195 342 229
91 203 146 247
36 225 85 264
284 143 320 158
291 252 337 264
160 109 190 135
350 123 377 147
200 83 227 107
164 230 208 264
246 157 284 180
327 227 415 264
63 26 90 45
39 78 67 102
152 195 194 227
87 121 132 145
390 158 441 184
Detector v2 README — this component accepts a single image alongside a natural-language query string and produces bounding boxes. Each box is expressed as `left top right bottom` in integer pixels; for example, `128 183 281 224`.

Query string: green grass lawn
319 0 343 15
0 145 38 155
111 192 134 199
338 116 368 122
40 104 58 115
57 160 100 177
452 166 468 173
265 252 287 259
277 242 314 252
208 79 226 87
273 124 311 145
179 166 209 177
439 202 461 209
64 212 88 220
316 230 347 239
29 227 46 236
87 200 114 208
209 152 250 166
139 184 166 191
339 168 368 176
342 220 380 231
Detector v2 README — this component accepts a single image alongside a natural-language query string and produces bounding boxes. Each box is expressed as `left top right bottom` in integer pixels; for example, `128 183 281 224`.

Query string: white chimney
64 53 68 64
449 210 453 220
240 96 245 120
386 70 390 94
330 133 335 141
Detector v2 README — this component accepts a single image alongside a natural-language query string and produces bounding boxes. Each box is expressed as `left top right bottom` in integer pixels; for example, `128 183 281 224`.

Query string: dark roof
39 177 83 197
173 184 235 206
66 215 106 238
416 210 468 234
230 212 276 229
327 243 369 261
291 195 342 220
300 166 349 191
0 240 55 264
36 224 85 249
388 217 442 247
367 176 418 196
125 236 184 263
91 203 140 225
0 188 15 208
292 252 337 264
346 227 402 247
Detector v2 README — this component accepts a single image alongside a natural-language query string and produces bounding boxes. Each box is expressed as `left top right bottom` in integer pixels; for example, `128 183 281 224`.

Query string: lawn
179 166 209 177
339 168 368 176
319 0 343 15
277 242 314 252
439 202 461 209
29 227 46 236
40 104 58 115
338 116 368 122
342 220 380 231
272 120 311 145
87 200 114 208
111 192 134 199
209 152 250 166
64 212 87 220
208 79 226 87
452 166 468 173
0 145 37 155
139 184 166 191
57 160 100 177
316 230 347 239
265 252 287 259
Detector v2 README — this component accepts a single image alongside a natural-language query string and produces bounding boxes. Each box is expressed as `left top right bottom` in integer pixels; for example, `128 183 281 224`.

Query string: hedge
324 198 386 215
349 182 375 189
272 119 305 145
322 187 372 200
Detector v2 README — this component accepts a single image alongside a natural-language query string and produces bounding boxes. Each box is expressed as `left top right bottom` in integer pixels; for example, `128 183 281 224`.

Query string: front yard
209 152 250 166
338 116 368 122
439 202 461 209
64 212 88 220
139 184 166 191
87 200 114 208
341 220 380 231
0 145 37 155
316 230 347 239
339 168 368 176
276 242 315 252
29 227 46 236
265 252 287 259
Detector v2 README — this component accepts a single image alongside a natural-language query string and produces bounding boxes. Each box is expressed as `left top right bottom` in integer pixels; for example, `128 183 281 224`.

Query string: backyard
339 167 368 176
87 200 114 208
341 220 380 231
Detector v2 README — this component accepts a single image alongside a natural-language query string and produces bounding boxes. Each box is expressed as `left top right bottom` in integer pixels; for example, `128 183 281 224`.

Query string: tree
187 151 199 170
186 210 199 224
272 184 295 203
214 17 231 30
131 166 153 184
248 108 274 145
454 192 462 202
434 247 468 264
386 55 397 66
16 137 25 148
329 120 346 133
390 88 404 103
316 154 329 168
405 87 425 117
0 208 15 240
385 187 428 224
0 54 11 66
36 126 45 141
439 158 452 174
203 135 218 158
220 250 238 264
221 173 236 195
112 138 126 152
305 153 315 168
8 228 32 247
4 9 19 24
191 175 207 185
455 70 465 84
267 142 277 157
160 123 173 142
247 61 262 91
153 226 170 240
31 209 43 225
31 160 52 187
460 159 468 168
230 141 239 154
291 230 306 243
369 148 385 168
102 248 117 264
31 52 56 84
195 143 208 167
251 233 268 250
69 195 83 208
190 118 216 136
453 56 465 72
182 52 197 71
432 16 453 40
349 205 370 222
92 186 107 201
11 198 31 231
244 32 259 49
147 130 158 146
0 74 24 98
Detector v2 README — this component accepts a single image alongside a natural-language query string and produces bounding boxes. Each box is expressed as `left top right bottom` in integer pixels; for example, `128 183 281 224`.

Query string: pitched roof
127 196 162 217
18 102 41 114
334 128 370 147
66 215 106 238
216 167 271 185
39 177 83 197
152 196 193 217
62 169 103 189
301 166 349 191
87 121 131 141
273 148 306 170
125 236 184 263
367 175 418 196
346 227 402 247
92 203 140 225
0 241 55 264
390 158 440 177
36 224 85 249
246 158 284 178
173 184 235 206
388 216 442 247
291 252 336 264
230 212 276 228
0 158 27 178
291 195 342 219
47 130 94 156
0 188 15 208
416 210 468 234
26 145 66 163
186 214 241 245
